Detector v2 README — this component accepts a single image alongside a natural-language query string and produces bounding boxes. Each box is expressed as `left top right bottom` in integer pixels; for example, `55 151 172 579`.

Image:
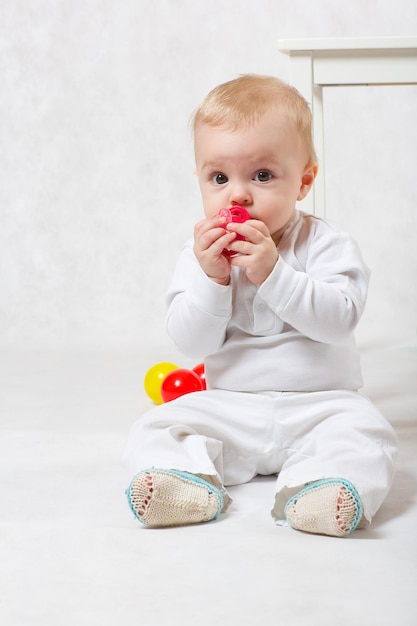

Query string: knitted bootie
284 478 363 537
126 469 225 528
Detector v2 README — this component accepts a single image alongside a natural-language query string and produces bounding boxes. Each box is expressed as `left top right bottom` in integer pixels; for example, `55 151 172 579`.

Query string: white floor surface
1 341 416 625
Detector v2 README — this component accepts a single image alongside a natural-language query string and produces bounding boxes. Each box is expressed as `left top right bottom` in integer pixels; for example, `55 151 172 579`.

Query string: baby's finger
226 221 268 246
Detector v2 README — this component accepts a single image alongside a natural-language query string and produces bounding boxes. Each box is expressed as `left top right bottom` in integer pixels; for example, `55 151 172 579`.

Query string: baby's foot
126 469 224 528
284 478 363 537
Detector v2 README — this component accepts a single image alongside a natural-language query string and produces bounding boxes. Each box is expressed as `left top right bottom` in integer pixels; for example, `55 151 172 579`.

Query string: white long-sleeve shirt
166 211 370 392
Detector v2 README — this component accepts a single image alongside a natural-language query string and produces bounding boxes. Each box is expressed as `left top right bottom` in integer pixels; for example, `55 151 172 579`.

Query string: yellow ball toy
144 362 179 404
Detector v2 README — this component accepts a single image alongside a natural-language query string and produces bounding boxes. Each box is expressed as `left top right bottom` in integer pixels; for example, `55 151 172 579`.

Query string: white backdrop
1 0 416 352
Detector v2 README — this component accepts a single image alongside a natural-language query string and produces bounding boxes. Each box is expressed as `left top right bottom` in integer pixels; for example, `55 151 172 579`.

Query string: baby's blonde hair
193 74 317 164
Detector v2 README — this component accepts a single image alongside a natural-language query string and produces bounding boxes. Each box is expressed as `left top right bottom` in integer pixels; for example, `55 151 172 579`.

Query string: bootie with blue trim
284 478 363 538
126 468 225 528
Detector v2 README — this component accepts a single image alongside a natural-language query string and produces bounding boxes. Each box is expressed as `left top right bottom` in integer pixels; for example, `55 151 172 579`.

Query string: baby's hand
193 214 237 285
226 219 279 285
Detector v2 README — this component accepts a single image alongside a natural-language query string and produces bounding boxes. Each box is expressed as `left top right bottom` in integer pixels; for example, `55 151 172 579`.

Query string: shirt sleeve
165 242 233 357
257 230 370 344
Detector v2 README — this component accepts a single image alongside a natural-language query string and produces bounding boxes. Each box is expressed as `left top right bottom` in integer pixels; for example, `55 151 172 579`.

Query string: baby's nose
229 185 252 206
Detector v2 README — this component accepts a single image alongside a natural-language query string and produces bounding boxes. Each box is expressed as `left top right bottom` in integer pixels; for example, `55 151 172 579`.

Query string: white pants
123 389 398 525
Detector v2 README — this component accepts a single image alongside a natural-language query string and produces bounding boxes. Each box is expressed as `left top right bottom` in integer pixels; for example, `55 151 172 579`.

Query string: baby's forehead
194 112 310 170
194 111 299 145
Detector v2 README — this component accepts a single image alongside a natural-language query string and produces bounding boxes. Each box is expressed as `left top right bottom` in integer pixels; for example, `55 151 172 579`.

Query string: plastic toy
160 368 204 403
219 206 251 257
144 361 179 404
192 363 207 390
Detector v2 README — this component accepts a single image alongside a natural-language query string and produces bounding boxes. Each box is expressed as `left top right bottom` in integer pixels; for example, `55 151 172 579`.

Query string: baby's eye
212 173 228 185
253 170 272 183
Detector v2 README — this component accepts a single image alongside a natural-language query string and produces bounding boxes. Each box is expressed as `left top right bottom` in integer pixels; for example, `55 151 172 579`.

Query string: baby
123 74 397 537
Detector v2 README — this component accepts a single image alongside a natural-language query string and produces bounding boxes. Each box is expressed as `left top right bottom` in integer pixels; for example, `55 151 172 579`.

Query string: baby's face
194 110 315 244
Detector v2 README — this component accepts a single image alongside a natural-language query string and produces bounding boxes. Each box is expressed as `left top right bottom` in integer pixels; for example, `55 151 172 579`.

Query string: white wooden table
278 37 417 215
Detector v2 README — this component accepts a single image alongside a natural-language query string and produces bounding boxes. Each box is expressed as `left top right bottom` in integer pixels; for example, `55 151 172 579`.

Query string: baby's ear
297 163 318 200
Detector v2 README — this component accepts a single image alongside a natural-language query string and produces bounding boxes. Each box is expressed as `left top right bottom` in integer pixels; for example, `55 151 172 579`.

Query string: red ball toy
160 368 204 403
192 363 207 390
